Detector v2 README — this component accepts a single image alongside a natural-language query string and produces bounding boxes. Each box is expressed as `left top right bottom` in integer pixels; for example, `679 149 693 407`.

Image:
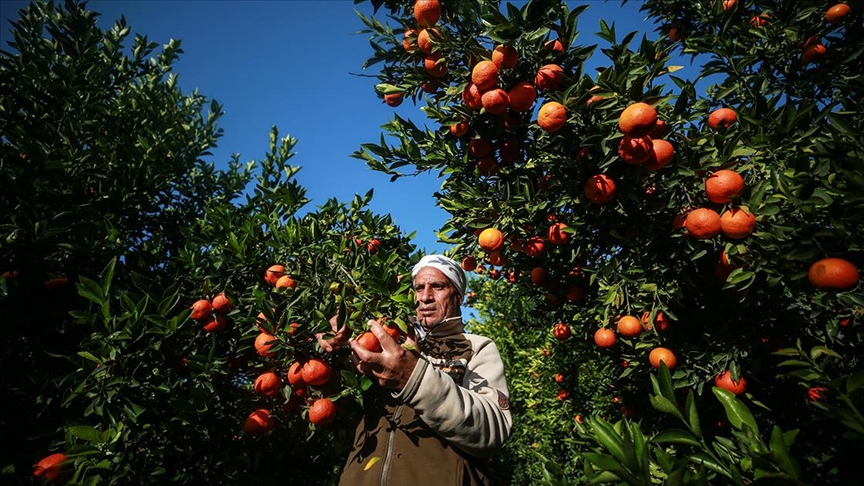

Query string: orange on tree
211 293 232 314
275 274 297 289
413 0 441 27
642 311 669 332
651 118 669 138
802 43 827 64
553 322 571 341
808 257 860 291
565 284 583 302
189 299 212 321
616 315 643 337
537 101 566 133
722 0 737 12
244 409 275 436
309 397 337 426
716 250 743 282
449 118 469 137
649 347 678 369
254 332 277 358
461 255 477 271
554 373 564 383
594 328 616 348
202 314 228 333
469 137 493 157
826 3 851 24
484 250 507 267
530 267 547 285
478 228 504 252
480 88 508 115
462 83 483 110
750 13 770 28
423 54 448 77
586 94 604 107
720 207 756 239
543 38 565 54
253 371 282 398
287 361 305 387
356 331 383 352
523 236 545 257
618 102 658 137
705 169 744 203
33 452 68 484
547 222 569 245
301 358 332 386
642 138 675 170
618 135 653 164
471 60 499 91
808 386 827 402
584 174 617 204
402 29 417 52
384 92 404 107
264 264 285 286
668 27 684 42
507 82 536 112
492 44 518 68
714 370 747 395
534 64 565 91
684 208 722 239
707 107 737 131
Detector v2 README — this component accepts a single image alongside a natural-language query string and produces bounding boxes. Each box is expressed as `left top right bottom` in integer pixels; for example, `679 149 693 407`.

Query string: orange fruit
669 27 684 42
384 92 404 107
469 137 493 157
553 322 571 341
557 389 568 400
565 284 583 302
826 4 851 24
618 102 657 137
309 397 337 426
547 222 569 245
543 38 565 54
492 44 518 68
594 328 616 348
413 0 441 27
507 82 536 112
254 371 282 398
498 139 519 163
618 135 653 164
402 29 418 52
472 60 499 91
537 101 566 133
808 386 827 401
716 250 742 282
477 157 499 176
302 358 332 386
356 331 382 352
485 250 507 267
275 275 297 289
461 255 477 271
720 208 756 239
33 452 68 483
705 169 744 203
585 94 604 107
423 54 448 77
584 174 617 204
422 81 439 93
802 43 826 64
462 83 483 110
808 257 859 291
264 264 285 286
481 88 509 115
367 239 382 253
642 311 669 332
244 409 275 436
211 293 232 314
449 118 469 137
478 228 504 252
189 299 212 321
714 370 747 395
554 373 565 383
287 361 305 387
616 316 642 337
523 236 545 257
750 14 769 28
649 347 677 369
642 138 675 170
255 332 277 358
684 208 721 239
417 28 439 54
530 267 547 285
651 119 670 138
722 0 737 11
708 107 737 131
534 64 565 91
202 314 228 333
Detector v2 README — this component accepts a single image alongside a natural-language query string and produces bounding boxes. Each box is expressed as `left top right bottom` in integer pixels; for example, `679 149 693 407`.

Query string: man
318 255 512 485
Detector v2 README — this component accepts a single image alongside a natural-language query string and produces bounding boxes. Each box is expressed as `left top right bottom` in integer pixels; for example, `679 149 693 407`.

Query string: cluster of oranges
189 292 233 333
401 0 446 90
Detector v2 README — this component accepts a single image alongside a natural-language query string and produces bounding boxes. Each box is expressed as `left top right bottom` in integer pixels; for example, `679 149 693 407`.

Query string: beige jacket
338 318 513 485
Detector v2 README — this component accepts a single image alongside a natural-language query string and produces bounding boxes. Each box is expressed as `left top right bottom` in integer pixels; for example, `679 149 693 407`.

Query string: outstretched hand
349 319 420 391
316 313 350 353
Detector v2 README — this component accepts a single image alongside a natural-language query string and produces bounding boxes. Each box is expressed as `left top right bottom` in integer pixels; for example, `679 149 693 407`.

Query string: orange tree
355 0 864 483
1 1 418 484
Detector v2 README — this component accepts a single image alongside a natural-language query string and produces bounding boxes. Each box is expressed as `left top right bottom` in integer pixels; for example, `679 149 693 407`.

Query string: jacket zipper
379 404 403 486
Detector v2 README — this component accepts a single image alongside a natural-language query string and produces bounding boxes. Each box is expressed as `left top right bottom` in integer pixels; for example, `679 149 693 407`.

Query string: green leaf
650 394 686 423
769 425 800 478
712 387 759 434
589 418 626 465
68 425 103 444
847 370 864 393
685 390 702 438
651 429 701 447
100 258 116 296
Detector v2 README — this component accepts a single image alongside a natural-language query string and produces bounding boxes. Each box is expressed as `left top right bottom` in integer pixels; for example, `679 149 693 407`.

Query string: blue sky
0 0 665 256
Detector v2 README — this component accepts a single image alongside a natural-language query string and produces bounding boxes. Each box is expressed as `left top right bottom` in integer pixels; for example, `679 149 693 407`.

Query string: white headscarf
411 254 467 298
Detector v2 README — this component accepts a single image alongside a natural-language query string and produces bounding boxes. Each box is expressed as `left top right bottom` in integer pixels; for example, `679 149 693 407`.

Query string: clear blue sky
0 0 665 256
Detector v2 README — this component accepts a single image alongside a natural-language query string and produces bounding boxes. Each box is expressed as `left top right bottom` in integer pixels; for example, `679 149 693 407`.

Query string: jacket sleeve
393 335 513 457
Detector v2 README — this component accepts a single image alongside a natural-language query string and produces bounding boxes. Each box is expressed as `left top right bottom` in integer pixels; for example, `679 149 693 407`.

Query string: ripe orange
498 139 519 163
565 285 583 302
651 119 669 138
594 328 616 348
384 92 404 107
642 138 675 170
705 169 744 203
618 135 653 164
586 94 604 107
808 257 859 291
381 319 403 341
255 332 277 358
668 27 684 42
245 408 275 436
211 293 232 314
417 28 439 54
301 358 332 386
492 44 518 69
708 107 738 131
264 264 286 286
309 397 337 426
202 314 228 333
33 452 68 483
481 88 509 115
275 275 297 290
507 82 536 112
413 0 441 27
287 361 305 387
750 14 770 28
422 81 439 93
714 370 747 395
684 208 721 239
402 29 418 52
254 371 282 398
469 137 493 157
189 299 212 321
720 208 756 239
485 249 507 266
649 347 677 369
356 331 382 352
461 255 477 272
553 322 571 341
716 250 742 282
808 386 827 401
449 118 469 137
478 228 504 252
722 0 737 11
826 4 851 24
472 60 499 91
537 101 566 133
530 267 547 285
641 311 669 332
584 174 617 204
462 83 483 110
523 236 545 257
534 64 565 91
554 373 564 383
424 54 448 77
802 43 826 64
543 38 565 54
557 389 568 400
616 315 642 337
547 222 569 245
618 102 658 137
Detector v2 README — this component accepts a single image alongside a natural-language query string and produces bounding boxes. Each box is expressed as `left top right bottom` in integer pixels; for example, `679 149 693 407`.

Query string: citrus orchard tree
2 2 419 484
355 0 864 483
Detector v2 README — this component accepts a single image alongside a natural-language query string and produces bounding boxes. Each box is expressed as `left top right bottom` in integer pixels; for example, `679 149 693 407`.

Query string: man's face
413 267 461 327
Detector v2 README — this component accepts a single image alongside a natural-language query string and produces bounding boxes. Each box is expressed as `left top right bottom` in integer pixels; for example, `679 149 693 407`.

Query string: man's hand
349 319 420 391
316 314 350 353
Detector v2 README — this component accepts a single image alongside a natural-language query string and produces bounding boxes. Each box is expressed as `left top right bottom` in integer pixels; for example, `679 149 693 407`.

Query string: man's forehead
413 267 452 285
